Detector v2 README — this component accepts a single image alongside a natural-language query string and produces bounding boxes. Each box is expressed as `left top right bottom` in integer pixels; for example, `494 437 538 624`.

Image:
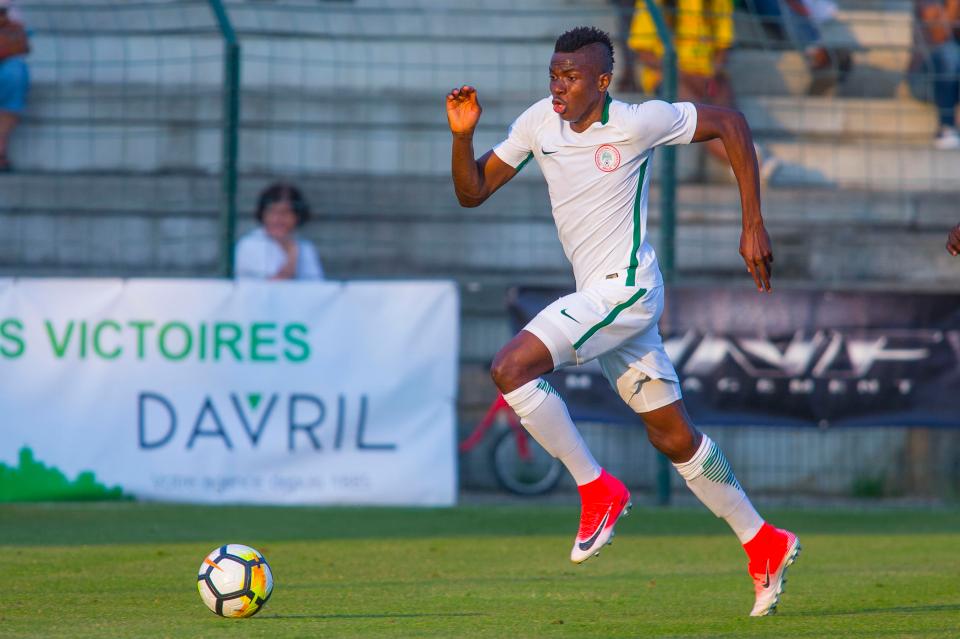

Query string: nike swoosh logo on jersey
541 147 558 155
560 308 579 323
578 510 610 551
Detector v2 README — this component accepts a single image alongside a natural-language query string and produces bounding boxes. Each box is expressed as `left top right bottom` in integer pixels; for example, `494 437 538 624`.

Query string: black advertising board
509 287 960 427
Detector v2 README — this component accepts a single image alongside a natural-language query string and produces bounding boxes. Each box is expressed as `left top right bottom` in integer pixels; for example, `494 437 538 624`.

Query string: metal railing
207 0 240 277
0 1 236 276
642 0 678 286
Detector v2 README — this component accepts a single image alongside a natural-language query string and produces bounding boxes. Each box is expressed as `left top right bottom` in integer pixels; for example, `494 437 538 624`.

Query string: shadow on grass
1 503 959 546
796 604 960 617
256 612 485 621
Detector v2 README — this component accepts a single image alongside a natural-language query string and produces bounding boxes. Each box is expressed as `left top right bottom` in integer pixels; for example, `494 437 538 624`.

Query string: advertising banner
510 287 960 427
0 279 459 505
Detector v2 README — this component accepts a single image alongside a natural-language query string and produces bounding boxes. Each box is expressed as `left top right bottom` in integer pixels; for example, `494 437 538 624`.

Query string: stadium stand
0 0 957 498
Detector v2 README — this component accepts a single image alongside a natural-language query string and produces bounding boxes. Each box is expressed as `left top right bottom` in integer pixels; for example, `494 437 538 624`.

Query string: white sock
674 434 764 544
502 379 601 486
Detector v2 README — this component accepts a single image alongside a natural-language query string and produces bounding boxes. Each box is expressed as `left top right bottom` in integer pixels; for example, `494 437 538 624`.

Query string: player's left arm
691 103 773 292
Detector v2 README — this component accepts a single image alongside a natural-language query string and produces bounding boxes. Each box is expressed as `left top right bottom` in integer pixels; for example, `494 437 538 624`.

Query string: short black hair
554 26 614 73
255 181 311 226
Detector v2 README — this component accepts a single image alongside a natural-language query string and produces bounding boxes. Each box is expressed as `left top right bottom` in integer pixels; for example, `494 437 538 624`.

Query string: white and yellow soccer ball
197 544 274 618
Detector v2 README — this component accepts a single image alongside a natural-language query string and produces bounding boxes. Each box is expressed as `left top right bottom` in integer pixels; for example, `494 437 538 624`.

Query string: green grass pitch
4 502 960 638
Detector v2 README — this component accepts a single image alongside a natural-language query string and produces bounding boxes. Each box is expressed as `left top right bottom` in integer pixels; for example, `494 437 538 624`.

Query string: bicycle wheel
490 428 563 496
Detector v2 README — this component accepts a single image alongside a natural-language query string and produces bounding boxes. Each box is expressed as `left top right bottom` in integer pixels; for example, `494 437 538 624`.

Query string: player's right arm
447 85 518 207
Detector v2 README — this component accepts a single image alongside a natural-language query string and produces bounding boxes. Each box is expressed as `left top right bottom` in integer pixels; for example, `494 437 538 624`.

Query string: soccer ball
197 544 274 618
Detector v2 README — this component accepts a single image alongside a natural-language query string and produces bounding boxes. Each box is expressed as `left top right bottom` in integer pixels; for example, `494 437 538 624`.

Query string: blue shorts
0 57 29 114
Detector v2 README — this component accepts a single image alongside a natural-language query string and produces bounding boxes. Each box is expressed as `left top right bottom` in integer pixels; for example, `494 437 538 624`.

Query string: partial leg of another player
637 393 800 616
491 330 632 564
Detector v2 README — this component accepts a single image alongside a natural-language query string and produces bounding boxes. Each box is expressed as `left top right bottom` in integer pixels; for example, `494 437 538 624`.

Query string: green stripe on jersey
625 159 649 286
600 93 612 125
572 287 647 351
516 152 534 172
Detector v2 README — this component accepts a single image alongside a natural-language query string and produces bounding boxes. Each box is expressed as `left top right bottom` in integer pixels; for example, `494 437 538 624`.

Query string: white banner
0 279 459 505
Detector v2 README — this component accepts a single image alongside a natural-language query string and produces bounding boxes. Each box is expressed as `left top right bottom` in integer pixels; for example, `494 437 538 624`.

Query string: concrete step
25 2 913 103
822 9 913 49
735 8 913 50
4 173 954 227
740 96 936 140
17 86 945 188
2 173 956 281
763 140 960 191
26 29 550 92
729 3 914 99
728 48 911 98
26 0 617 95
26 0 613 35
231 1 616 40
11 88 690 176
29 4 913 105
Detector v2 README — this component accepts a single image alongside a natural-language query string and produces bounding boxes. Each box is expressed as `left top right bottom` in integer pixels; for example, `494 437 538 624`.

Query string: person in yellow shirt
629 0 734 163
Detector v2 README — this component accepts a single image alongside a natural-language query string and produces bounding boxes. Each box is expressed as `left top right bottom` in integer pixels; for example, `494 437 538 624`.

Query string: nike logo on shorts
560 308 579 323
541 147 558 155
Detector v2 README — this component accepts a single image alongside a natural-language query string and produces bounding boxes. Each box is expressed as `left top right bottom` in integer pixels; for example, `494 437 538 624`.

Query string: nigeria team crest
594 144 621 172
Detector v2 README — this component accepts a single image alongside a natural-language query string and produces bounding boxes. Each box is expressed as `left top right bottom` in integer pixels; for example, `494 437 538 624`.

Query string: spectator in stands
0 0 29 172
629 0 780 178
910 0 960 149
610 0 641 91
629 0 737 164
744 0 852 95
234 182 325 280
948 222 960 255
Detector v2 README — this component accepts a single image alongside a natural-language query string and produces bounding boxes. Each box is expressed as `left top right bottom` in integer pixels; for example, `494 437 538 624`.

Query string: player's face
261 200 298 241
549 50 609 127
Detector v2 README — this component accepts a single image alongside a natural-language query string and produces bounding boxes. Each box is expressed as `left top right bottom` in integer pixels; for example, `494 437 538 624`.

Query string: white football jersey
493 95 697 290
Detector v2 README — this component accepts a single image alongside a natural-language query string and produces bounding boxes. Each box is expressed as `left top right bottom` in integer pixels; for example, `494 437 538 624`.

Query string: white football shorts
523 276 682 414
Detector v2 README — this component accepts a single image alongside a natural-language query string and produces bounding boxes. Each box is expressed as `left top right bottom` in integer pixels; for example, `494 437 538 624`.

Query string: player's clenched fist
947 224 960 256
446 85 482 137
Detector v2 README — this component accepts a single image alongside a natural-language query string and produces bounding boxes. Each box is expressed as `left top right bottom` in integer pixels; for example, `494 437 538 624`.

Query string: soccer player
446 26 799 617
948 223 960 255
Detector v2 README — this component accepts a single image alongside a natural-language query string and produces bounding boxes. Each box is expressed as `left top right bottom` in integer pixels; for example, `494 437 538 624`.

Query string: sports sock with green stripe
673 434 764 544
502 378 601 486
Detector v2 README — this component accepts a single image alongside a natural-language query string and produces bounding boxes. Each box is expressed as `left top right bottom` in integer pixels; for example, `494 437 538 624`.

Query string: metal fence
1 0 958 501
0 0 231 276
518 422 960 502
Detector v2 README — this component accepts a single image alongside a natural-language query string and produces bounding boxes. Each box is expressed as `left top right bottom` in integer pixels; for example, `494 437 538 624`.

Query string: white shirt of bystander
234 227 324 280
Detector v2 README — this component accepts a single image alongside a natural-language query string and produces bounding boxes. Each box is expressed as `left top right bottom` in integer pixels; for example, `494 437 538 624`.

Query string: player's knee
489 353 517 393
490 349 531 394
646 424 697 460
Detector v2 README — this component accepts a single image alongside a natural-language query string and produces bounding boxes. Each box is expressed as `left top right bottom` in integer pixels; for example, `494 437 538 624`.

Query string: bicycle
459 393 563 496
